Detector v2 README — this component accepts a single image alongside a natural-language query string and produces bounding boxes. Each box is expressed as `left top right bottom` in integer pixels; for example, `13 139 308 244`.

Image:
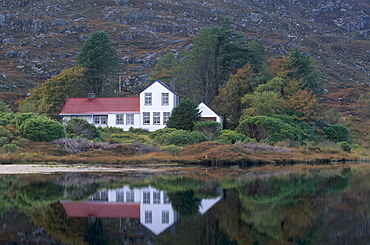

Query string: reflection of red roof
61 201 140 218
60 97 140 115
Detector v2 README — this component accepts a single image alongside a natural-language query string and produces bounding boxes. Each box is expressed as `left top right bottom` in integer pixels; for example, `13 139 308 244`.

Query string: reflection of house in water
61 186 221 235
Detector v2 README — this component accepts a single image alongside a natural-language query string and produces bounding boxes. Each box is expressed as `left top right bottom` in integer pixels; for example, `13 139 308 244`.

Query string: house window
162 93 169 106
153 191 160 204
92 190 108 202
94 115 107 125
145 211 152 224
163 193 170 204
116 191 124 202
163 112 170 125
126 191 134 202
143 191 150 204
126 114 134 125
116 114 124 125
145 93 152 106
162 211 169 224
153 112 160 125
143 112 150 125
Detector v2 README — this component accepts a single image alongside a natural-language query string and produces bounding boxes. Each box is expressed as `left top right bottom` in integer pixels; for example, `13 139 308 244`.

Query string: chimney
87 93 96 99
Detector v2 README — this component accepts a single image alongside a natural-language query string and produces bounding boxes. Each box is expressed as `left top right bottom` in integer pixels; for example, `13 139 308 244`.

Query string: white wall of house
139 81 178 131
62 115 93 124
107 113 141 131
139 186 176 235
198 102 223 124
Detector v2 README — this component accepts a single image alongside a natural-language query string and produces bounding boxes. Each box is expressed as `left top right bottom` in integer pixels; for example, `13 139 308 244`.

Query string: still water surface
0 164 369 244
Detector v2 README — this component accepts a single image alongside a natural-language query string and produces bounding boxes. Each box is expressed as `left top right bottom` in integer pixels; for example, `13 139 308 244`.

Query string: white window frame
153 112 160 125
162 211 169 224
163 112 170 125
126 114 134 125
153 191 160 204
143 191 150 204
143 112 150 125
162 93 169 106
145 211 152 224
145 93 152 106
116 191 124 202
94 115 107 125
116 114 124 125
126 190 134 202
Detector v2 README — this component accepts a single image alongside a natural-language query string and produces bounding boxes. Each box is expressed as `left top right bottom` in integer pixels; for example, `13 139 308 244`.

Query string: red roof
60 97 140 115
61 201 140 218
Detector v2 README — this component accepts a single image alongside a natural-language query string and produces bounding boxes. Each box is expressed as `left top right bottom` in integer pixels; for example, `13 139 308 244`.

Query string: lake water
0 164 369 244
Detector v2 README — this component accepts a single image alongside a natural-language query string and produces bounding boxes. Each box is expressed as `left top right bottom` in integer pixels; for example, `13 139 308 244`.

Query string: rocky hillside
0 0 369 112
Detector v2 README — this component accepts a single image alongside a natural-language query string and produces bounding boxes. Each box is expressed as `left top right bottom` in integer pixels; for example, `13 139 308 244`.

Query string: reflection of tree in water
168 190 202 219
85 218 109 245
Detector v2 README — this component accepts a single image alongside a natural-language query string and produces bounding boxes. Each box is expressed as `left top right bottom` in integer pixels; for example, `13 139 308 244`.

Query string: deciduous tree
215 64 255 129
20 66 87 119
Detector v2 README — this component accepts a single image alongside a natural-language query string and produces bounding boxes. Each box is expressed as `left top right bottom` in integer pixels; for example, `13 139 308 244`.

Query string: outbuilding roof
60 97 140 115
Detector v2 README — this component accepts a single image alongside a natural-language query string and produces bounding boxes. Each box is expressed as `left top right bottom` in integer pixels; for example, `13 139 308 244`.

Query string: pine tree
166 98 202 131
77 31 120 97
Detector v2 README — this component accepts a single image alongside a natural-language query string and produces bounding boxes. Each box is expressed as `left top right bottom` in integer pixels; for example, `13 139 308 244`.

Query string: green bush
237 116 296 144
18 116 66 142
64 118 101 140
339 141 351 153
322 124 350 142
217 130 249 144
0 126 12 138
129 127 149 134
151 128 209 146
14 113 37 127
193 121 222 141
2 143 18 153
149 127 179 140
0 112 16 126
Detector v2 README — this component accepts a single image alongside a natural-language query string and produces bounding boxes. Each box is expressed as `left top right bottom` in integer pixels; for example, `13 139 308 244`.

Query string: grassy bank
0 140 366 166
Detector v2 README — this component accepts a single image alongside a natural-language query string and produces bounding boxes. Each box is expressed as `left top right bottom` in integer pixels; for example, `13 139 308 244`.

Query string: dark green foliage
76 31 120 97
177 18 253 104
193 121 222 140
167 191 201 218
18 116 66 142
150 128 209 146
288 48 323 95
217 129 249 144
64 118 101 140
322 124 350 142
166 98 202 131
237 116 296 144
16 183 64 208
246 39 267 73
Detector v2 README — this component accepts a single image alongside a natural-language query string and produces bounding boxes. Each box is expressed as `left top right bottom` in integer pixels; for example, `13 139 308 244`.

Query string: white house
61 185 221 236
60 80 222 131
